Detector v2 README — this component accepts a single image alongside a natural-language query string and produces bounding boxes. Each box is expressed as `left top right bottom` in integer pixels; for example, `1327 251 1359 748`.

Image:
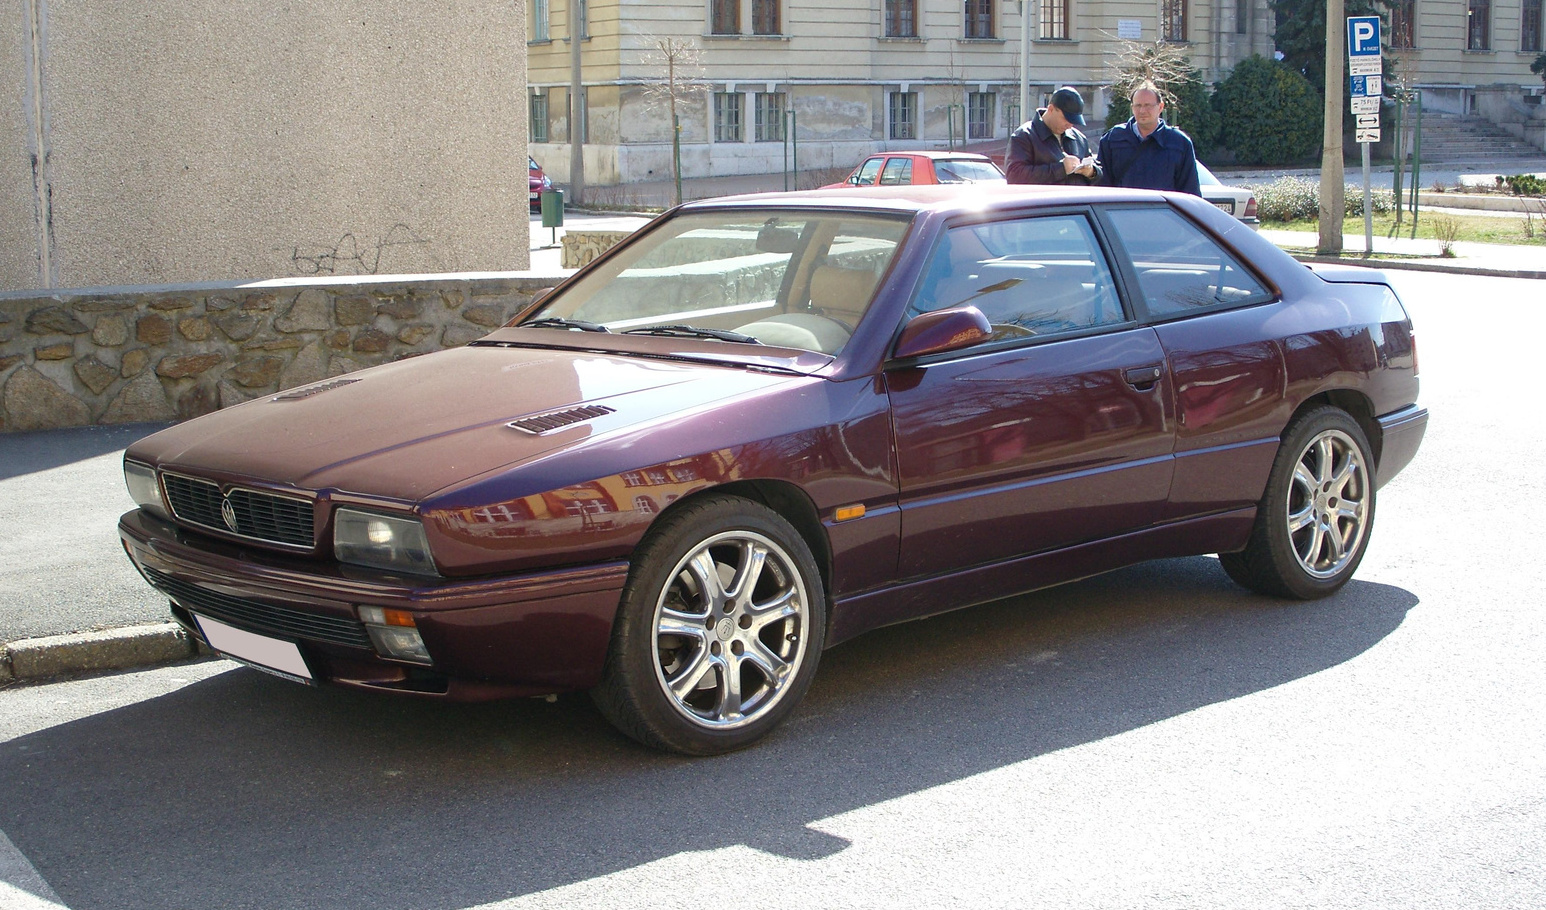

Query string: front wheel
1220 407 1376 599
591 496 826 755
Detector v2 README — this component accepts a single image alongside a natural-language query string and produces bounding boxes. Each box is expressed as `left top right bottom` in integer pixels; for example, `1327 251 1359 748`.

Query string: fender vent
274 378 359 400
507 405 616 435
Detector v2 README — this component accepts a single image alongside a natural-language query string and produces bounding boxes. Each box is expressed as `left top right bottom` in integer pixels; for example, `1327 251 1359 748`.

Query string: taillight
1411 329 1419 377
1244 195 1258 220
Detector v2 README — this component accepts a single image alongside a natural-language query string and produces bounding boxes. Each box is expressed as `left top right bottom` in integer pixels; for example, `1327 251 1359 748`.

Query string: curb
0 623 211 684
1286 251 1546 280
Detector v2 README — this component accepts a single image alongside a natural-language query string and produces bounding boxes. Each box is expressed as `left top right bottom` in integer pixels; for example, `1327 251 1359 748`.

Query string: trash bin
540 189 564 228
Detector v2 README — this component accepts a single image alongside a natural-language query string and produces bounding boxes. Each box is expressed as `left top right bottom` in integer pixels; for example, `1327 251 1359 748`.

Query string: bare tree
640 36 710 207
1104 38 1195 108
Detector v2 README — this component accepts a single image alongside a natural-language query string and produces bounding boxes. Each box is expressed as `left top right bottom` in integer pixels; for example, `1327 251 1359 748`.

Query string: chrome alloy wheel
1286 428 1370 579
651 530 810 730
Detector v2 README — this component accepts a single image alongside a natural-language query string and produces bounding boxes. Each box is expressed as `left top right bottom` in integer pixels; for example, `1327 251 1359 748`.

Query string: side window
907 214 1125 338
854 158 884 186
1104 207 1273 317
879 157 914 185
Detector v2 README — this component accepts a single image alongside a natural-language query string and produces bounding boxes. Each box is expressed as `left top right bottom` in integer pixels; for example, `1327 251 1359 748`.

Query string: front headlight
333 509 439 576
124 459 169 520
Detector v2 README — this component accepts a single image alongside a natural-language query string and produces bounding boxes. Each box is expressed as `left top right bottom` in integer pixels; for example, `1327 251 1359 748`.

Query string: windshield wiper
622 324 763 345
521 317 612 333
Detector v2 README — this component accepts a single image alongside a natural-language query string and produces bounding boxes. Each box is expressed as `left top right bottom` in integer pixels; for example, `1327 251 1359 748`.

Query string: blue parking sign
1347 16 1381 56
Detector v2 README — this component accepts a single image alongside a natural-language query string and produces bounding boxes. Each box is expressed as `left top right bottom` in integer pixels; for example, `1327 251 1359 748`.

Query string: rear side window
1104 207 1272 317
879 157 914 185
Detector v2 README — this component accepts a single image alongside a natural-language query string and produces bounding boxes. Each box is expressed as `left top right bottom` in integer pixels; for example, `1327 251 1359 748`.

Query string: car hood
128 343 810 503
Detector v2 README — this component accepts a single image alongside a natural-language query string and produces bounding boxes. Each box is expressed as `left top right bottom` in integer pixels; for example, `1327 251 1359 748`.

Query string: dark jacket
1005 112 1102 186
1097 119 1201 196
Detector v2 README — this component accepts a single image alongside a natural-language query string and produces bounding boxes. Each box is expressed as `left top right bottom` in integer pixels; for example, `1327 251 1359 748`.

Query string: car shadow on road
0 423 171 481
0 556 1417 910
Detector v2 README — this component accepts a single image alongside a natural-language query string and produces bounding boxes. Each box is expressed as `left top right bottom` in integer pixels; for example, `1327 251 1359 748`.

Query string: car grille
161 473 315 549
144 567 371 649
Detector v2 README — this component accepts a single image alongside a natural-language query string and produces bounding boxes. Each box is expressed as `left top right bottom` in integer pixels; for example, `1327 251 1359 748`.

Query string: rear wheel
1220 407 1375 599
591 495 825 755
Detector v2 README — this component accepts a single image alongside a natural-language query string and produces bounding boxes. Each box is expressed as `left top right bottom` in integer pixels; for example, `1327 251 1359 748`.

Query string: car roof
680 183 1173 217
865 150 994 161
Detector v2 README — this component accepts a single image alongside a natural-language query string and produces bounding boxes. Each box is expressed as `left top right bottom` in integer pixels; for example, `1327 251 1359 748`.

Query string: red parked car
120 185 1426 755
822 150 1006 188
529 156 552 210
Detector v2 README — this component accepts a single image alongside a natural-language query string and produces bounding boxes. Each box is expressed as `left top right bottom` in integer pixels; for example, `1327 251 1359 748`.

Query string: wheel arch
643 479 833 607
1290 389 1382 464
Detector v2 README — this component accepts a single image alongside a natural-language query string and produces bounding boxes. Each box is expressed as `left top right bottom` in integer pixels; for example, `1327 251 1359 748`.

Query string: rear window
934 159 1006 184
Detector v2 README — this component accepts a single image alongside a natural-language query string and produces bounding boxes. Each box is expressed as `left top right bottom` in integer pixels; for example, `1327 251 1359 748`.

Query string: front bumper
119 509 627 699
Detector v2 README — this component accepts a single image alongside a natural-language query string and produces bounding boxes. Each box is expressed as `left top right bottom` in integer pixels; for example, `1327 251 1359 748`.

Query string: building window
1235 0 1247 34
533 0 549 40
967 92 994 138
577 0 588 39
1524 0 1543 52
715 92 744 142
1162 0 1187 42
1390 0 1416 48
885 0 918 37
889 91 916 139
1039 0 1068 39
1467 0 1490 50
964 0 994 38
754 92 786 142
530 92 548 143
753 0 781 35
711 0 740 35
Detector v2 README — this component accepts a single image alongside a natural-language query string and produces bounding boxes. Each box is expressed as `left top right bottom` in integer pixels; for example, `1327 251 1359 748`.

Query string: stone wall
0 274 560 432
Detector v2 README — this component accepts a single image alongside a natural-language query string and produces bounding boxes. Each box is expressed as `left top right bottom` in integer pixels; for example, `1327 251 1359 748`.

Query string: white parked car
1198 162 1258 227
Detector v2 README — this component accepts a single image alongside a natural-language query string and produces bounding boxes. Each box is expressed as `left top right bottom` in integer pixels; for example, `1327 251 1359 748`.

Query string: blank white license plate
194 614 314 683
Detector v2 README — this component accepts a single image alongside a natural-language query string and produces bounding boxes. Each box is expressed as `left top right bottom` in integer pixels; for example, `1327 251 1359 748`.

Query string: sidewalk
4 180 1546 686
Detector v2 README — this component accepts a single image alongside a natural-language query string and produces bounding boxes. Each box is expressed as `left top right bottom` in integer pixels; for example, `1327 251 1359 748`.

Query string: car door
1098 204 1285 521
886 211 1177 581
852 157 885 186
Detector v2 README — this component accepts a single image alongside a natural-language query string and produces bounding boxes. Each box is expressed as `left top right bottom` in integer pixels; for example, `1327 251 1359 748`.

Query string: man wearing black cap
1005 86 1101 185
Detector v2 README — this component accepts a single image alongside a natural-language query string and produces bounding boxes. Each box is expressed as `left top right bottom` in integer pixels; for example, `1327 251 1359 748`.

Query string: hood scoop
274 377 360 401
507 404 617 435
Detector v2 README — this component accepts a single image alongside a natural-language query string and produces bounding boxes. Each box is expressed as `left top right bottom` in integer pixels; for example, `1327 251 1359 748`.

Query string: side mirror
892 306 993 360
849 175 861 185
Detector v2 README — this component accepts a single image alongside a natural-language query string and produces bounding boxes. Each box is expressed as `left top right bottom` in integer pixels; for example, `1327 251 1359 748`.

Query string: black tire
590 495 826 755
1219 406 1376 599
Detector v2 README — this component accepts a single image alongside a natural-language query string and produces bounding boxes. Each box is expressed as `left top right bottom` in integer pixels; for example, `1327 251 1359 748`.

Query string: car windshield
934 160 1006 184
525 210 911 355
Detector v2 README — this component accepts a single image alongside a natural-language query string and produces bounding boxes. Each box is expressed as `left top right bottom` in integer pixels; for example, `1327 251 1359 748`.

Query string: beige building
1383 0 1546 148
527 0 1281 187
528 0 1546 188
2 1 531 294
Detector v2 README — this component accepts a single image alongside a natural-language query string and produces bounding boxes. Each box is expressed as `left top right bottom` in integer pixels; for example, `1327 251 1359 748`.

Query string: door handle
1123 365 1163 389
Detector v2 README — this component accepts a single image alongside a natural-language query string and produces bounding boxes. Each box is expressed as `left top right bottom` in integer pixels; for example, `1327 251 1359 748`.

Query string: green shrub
1254 177 1396 222
1215 56 1323 166
1505 174 1545 196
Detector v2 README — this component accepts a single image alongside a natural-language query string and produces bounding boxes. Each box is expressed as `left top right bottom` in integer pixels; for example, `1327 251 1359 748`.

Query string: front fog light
359 606 432 665
334 508 439 575
123 460 169 520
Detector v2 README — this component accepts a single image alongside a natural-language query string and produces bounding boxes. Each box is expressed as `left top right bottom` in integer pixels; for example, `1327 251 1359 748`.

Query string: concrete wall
0 272 561 431
3 1 531 293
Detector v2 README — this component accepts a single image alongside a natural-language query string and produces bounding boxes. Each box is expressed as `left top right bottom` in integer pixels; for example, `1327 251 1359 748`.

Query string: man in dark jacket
1006 87 1101 185
1097 83 1201 196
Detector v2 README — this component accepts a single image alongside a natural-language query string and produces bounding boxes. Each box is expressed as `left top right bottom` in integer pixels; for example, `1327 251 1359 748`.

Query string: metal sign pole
1363 141 1373 256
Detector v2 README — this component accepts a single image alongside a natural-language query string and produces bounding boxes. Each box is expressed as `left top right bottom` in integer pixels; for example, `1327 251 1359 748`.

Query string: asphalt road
1 271 1542 909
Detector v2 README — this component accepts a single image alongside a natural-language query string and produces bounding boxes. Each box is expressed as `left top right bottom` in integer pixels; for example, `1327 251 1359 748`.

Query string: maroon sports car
120 185 1427 754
